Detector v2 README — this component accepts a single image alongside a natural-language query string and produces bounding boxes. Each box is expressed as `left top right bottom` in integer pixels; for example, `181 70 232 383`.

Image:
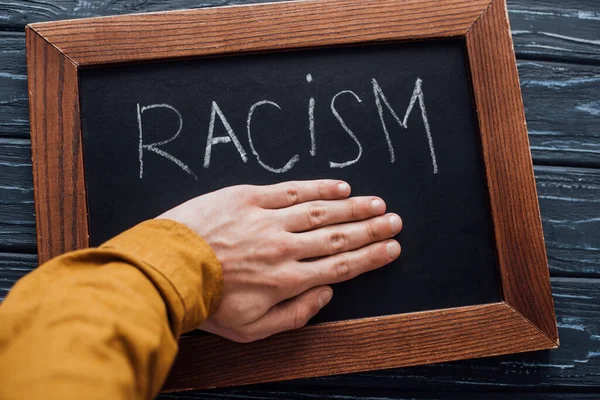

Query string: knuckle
368 247 377 264
266 268 303 296
333 256 351 281
275 239 295 258
234 185 258 206
329 232 347 254
230 294 266 319
365 221 377 241
307 204 327 228
263 274 284 294
286 184 300 205
229 300 257 322
258 238 295 261
317 181 326 198
293 306 312 330
270 272 296 296
230 302 246 317
349 199 359 219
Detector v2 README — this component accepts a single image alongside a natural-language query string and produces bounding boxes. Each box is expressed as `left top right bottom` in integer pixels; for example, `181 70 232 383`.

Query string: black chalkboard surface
79 38 500 323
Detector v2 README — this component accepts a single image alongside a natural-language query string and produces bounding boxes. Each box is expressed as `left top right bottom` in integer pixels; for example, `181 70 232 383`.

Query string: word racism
137 76 439 181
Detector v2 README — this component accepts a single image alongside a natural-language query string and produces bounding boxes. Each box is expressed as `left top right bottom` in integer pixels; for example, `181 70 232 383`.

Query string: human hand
158 180 402 343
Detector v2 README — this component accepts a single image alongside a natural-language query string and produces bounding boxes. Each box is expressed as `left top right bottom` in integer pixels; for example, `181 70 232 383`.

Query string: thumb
242 286 333 341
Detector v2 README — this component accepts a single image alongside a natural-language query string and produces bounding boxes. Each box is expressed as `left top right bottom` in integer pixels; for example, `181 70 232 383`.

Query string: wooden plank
519 60 600 168
0 0 236 30
508 0 600 63
1 0 598 62
0 138 35 251
0 32 28 138
1 137 598 275
537 167 600 278
0 252 36 300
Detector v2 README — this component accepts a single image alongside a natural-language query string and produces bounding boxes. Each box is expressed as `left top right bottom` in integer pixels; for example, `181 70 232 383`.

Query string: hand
158 180 402 343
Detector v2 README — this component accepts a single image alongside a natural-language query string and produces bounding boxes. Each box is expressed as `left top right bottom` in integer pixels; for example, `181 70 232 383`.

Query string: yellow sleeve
0 219 223 400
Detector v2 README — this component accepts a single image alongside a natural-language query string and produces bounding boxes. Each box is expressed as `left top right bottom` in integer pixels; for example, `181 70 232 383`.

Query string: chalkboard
28 0 557 390
79 38 501 323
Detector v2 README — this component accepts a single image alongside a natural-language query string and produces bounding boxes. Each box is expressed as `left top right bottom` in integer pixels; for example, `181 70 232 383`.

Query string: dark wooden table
1 1 599 399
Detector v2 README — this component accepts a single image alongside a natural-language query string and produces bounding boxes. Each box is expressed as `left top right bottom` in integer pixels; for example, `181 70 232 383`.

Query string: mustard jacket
0 219 223 399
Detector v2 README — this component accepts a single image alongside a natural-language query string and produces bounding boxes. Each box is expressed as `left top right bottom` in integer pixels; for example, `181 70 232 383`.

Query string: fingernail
337 182 350 195
389 214 402 232
371 198 385 214
318 289 333 309
386 241 401 259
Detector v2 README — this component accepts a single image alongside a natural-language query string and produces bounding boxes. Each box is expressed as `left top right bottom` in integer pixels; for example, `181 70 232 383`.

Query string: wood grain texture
0 252 36 300
466 0 557 343
26 29 89 264
0 32 28 139
28 0 492 66
0 138 34 251
0 0 238 29
508 0 600 63
164 302 555 391
276 278 599 391
537 167 600 278
518 61 600 168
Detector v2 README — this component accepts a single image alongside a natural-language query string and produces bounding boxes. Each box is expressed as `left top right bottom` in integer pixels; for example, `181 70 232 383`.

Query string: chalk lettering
204 101 248 168
307 74 316 156
136 76 439 178
247 100 300 173
373 78 439 173
137 103 198 181
330 90 363 169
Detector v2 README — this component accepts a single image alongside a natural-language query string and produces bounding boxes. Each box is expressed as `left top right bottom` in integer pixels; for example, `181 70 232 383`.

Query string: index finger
256 180 351 209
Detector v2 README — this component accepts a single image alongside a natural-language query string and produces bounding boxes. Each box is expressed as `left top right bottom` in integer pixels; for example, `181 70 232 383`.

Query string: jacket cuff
101 219 223 334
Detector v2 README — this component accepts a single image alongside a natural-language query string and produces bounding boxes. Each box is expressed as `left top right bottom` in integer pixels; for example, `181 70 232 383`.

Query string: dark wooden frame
26 0 558 391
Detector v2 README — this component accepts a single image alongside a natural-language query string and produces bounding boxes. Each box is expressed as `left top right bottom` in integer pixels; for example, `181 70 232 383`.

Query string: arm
0 219 219 399
0 180 402 399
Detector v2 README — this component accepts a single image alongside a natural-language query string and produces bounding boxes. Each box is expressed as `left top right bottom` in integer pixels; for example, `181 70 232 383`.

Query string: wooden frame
26 0 558 392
